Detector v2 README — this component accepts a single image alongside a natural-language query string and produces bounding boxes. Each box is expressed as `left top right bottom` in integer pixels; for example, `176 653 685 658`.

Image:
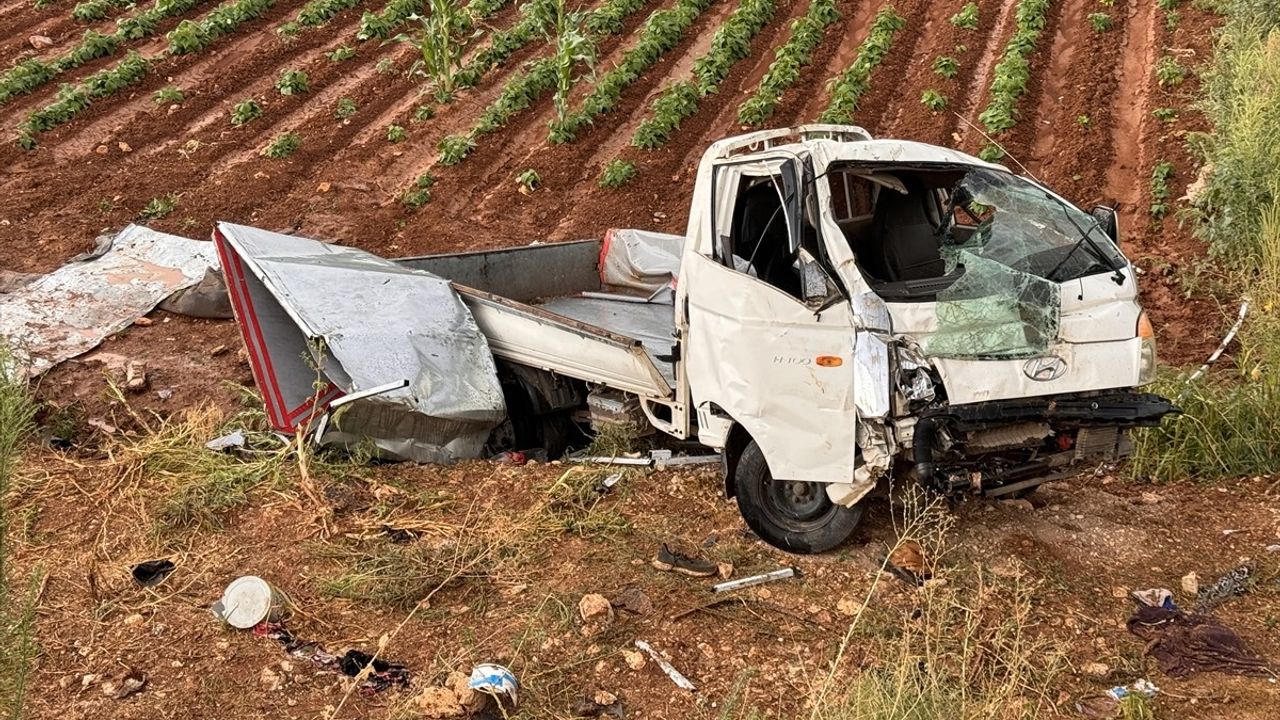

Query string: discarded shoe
652 544 716 577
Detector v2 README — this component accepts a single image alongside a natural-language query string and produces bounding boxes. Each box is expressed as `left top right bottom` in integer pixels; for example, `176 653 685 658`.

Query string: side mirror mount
1089 205 1120 243
798 249 843 315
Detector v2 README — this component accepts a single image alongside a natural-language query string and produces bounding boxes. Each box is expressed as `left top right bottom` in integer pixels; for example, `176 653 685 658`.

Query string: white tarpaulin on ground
599 228 685 292
0 224 216 380
214 222 506 463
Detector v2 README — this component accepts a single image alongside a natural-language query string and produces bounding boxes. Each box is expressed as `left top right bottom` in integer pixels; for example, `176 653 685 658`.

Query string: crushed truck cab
218 125 1177 555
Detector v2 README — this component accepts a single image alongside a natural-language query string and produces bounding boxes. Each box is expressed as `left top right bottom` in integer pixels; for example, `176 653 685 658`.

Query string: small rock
156 389 173 401
118 141 132 153
836 598 858 616
259 666 283 691
445 671 482 712
1082 661 1110 677
416 686 463 718
622 649 645 670
1265 544 1280 553
1138 491 1162 505
578 593 614 623
717 562 734 579
279 660 294 673
209 344 229 356
611 587 652 615
593 690 618 705
1110 586 1128 599
95 145 109 155
317 181 331 193
29 34 54 49
1005 498 1035 512
59 675 75 689
133 317 154 327
755 586 772 600
122 613 145 626
81 673 98 688
1181 572 1199 597
170 660 183 668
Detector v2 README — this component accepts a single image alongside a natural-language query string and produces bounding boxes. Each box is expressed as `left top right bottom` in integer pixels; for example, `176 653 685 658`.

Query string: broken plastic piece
212 576 286 628
130 559 175 587
205 430 246 452
468 663 519 707
711 567 798 593
634 640 695 691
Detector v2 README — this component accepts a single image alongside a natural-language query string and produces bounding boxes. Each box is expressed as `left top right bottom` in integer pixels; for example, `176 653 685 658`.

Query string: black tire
734 440 863 554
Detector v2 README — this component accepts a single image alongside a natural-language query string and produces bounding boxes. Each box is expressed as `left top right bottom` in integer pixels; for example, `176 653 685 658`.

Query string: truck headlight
1137 312 1157 384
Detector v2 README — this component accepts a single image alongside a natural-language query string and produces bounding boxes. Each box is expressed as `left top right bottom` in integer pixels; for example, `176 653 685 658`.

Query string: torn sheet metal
0 224 216 379
598 228 685 292
213 222 505 463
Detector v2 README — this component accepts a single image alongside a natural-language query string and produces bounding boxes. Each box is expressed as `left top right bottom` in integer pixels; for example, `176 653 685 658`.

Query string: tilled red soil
0 0 1230 366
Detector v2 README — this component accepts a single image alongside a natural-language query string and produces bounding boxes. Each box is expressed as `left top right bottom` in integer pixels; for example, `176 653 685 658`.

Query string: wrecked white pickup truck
217 125 1176 554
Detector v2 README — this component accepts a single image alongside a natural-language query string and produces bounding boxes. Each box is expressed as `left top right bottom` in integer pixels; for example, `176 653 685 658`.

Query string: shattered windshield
938 168 1124 282
928 168 1125 359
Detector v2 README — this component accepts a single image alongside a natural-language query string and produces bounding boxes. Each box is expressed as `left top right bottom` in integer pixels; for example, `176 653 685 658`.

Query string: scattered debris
468 663 519 710
712 567 798 594
211 576 286 628
1108 678 1159 701
490 450 528 465
209 344 229 356
125 360 148 392
130 559 175 587
254 623 410 693
1129 588 1175 610
0 224 216 379
597 471 625 493
156 388 173 400
205 430 247 452
634 640 695 691
649 449 720 469
881 539 930 585
622 649 646 670
1127 606 1273 677
1194 564 1252 612
652 544 717 578
158 266 233 319
1081 662 1110 678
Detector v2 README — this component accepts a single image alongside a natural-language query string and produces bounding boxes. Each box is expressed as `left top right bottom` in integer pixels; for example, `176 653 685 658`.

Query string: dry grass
804 486 1063 720
0 345 40 720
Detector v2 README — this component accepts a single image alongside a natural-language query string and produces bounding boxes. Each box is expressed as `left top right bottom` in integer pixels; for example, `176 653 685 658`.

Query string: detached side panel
213 228 342 432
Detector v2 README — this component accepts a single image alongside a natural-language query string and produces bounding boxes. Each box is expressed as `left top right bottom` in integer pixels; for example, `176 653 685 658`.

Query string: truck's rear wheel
734 440 862 554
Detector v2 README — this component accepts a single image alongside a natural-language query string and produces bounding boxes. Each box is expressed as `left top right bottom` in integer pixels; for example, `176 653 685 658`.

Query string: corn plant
230 98 262 125
401 172 434 208
386 123 407 142
327 45 356 60
1156 55 1186 87
949 1 978 29
395 0 475 102
1150 161 1174 219
335 97 357 118
153 85 185 103
16 51 148 148
737 0 839 126
295 0 360 26
262 131 301 158
819 6 905 124
516 168 541 192
932 55 958 79
437 133 475 164
553 0 716 143
276 69 309 94
976 0 1050 135
548 0 596 133
1088 11 1111 30
599 158 635 188
921 88 946 111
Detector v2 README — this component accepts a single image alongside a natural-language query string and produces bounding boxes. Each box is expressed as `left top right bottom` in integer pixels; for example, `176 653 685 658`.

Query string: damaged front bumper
912 391 1180 495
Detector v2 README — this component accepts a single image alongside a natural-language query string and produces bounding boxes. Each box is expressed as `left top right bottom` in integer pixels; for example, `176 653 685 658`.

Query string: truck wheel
734 440 862 554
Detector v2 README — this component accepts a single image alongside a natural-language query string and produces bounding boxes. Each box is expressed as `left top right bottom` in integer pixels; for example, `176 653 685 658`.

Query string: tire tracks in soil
1102 0 1157 226
948 0 1017 151
844 0 931 135
880 0 982 144
786 0 876 125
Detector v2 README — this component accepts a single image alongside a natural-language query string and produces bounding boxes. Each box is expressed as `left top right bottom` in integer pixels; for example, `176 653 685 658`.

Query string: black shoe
651 544 716 577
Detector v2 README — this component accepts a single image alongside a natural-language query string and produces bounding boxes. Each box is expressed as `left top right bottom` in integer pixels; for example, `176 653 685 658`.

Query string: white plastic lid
218 576 275 628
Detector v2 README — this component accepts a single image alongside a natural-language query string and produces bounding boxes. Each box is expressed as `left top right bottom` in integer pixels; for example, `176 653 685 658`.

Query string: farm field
0 0 1225 364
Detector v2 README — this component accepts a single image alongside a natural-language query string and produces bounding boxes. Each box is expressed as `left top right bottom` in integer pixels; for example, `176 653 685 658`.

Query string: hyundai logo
1023 355 1068 382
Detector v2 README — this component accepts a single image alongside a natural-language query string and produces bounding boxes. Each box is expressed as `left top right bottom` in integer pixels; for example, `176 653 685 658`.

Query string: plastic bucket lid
216 576 283 628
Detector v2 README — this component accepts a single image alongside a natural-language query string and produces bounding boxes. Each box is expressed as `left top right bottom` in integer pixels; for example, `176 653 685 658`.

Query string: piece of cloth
253 622 410 692
1126 606 1273 678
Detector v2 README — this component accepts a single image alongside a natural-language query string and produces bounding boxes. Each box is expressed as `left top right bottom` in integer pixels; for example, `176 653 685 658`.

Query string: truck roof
706 125 1006 171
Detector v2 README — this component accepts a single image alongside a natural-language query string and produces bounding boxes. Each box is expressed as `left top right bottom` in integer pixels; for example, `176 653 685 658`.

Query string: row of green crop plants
0 0 209 105
817 5 904 124
14 0 286 147
432 0 657 166
974 0 1051 160
736 0 838 126
627 0 776 149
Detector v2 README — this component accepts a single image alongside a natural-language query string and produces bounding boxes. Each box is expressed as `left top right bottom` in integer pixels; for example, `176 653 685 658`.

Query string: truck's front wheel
734 440 862 554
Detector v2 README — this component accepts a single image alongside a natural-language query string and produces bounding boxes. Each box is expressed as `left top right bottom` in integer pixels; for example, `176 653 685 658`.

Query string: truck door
682 157 860 486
